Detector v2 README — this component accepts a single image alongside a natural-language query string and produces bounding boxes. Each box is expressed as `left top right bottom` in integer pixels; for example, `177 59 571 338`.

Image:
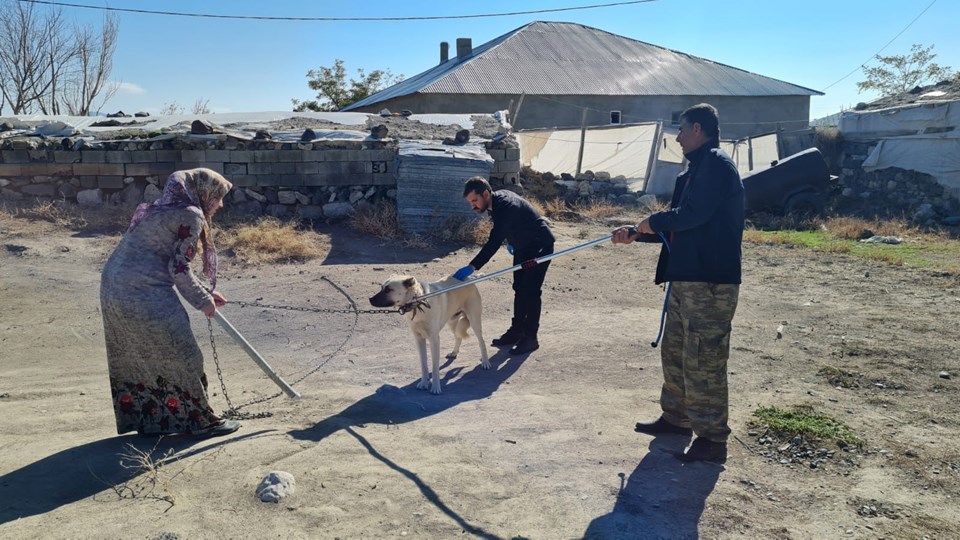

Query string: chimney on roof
440 41 449 63
456 38 472 58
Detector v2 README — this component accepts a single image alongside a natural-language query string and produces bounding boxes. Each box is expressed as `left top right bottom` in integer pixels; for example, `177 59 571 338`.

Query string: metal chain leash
232 298 399 316
206 276 394 420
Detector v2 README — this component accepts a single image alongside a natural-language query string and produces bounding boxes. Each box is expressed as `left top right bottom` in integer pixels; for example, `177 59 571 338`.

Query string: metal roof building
345 21 822 138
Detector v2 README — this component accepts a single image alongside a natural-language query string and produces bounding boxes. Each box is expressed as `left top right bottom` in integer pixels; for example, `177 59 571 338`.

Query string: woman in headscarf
100 168 240 438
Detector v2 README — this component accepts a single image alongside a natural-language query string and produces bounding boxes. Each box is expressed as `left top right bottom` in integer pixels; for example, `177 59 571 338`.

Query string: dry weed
348 201 491 247
0 200 130 235
570 199 621 220
219 217 328 264
348 200 404 240
92 438 224 511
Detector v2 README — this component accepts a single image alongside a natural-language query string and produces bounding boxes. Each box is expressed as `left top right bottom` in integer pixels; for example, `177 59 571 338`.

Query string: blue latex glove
453 266 474 281
506 244 514 255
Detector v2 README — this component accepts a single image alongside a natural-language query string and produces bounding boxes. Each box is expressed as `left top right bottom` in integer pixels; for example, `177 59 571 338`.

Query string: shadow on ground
583 435 722 539
318 223 464 266
289 349 521 442
0 430 270 525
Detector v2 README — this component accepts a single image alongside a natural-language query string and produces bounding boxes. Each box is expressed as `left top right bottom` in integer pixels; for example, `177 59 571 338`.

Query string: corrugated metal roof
345 21 821 110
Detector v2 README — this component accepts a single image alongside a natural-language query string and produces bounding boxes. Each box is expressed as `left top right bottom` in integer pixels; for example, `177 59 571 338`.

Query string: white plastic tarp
839 101 960 136
862 134 960 198
518 123 658 182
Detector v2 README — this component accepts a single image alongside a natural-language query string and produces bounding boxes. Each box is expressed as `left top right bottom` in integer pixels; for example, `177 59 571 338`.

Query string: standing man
454 177 555 355
611 103 744 463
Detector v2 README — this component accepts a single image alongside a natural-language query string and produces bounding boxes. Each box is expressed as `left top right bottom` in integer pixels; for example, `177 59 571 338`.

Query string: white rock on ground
256 471 296 503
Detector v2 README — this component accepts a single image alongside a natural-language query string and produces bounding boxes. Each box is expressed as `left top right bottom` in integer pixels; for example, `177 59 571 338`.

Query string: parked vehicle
741 147 836 215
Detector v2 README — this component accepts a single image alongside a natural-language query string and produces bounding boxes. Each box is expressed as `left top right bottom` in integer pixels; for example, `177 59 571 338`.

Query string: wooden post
511 93 526 128
575 107 588 176
747 136 754 171
642 121 663 193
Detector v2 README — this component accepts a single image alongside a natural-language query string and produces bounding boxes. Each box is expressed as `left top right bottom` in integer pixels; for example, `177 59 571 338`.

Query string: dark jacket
470 190 555 270
641 141 744 285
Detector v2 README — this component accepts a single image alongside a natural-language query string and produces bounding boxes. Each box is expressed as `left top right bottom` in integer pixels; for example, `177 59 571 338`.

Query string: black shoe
634 417 693 436
492 328 524 347
509 335 539 355
675 437 727 463
191 419 241 440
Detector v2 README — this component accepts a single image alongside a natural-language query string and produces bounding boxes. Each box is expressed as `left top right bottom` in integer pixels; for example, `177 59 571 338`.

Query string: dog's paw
430 383 442 395
416 379 430 391
445 352 458 360
480 360 492 370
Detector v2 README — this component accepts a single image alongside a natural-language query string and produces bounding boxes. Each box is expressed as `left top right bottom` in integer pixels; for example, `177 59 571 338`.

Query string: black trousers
511 243 553 337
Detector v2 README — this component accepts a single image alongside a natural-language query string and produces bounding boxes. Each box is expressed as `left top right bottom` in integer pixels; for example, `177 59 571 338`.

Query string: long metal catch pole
413 234 613 303
214 311 301 399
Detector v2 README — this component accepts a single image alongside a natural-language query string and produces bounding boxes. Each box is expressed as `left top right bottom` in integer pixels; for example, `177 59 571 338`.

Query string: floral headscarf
129 168 233 289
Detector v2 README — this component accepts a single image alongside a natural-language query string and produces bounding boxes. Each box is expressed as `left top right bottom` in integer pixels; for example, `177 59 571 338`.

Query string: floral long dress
100 208 220 435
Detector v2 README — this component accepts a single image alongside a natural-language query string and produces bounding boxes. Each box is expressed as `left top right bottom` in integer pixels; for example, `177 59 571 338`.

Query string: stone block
3 150 31 163
224 163 247 175
21 184 56 197
296 205 324 221
254 175 285 187
98 176 125 189
505 147 520 161
72 163 101 175
279 150 303 162
77 188 103 207
99 164 126 176
370 173 395 186
79 176 98 189
229 175 257 187
495 160 521 174
205 150 230 162
175 162 224 174
131 150 157 163
81 151 107 163
53 151 78 164
104 151 130 164
295 162 319 174
125 162 175 176
180 150 205 162
486 148 506 161
253 150 280 163
19 163 71 176
230 150 254 162
156 150 179 162
0 164 21 176
323 202 353 219
265 204 290 218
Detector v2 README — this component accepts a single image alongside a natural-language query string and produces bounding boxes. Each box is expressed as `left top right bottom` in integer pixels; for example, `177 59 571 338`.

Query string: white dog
369 275 490 394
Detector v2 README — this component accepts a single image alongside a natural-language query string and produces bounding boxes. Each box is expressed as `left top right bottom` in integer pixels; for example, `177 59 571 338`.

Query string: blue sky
19 0 960 120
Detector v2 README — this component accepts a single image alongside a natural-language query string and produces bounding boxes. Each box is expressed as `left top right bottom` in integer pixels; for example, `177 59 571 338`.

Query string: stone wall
0 135 522 221
836 140 960 226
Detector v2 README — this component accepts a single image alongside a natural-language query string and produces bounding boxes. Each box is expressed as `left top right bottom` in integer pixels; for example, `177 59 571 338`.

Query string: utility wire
819 0 938 92
17 0 657 21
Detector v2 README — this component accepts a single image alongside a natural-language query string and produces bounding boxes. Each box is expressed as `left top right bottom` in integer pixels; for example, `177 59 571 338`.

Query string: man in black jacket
612 103 744 463
453 177 555 355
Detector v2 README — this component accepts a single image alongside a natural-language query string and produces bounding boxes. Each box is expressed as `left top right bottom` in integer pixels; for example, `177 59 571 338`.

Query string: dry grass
570 199 621 219
218 217 328 264
348 200 491 247
0 200 129 233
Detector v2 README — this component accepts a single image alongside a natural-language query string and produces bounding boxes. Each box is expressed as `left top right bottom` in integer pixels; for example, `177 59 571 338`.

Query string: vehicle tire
784 192 824 216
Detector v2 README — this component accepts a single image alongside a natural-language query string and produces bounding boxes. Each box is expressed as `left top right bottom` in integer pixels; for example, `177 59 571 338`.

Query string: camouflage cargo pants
659 281 739 443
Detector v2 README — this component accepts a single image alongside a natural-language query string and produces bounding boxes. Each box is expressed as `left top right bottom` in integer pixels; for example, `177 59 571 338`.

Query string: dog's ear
402 277 416 289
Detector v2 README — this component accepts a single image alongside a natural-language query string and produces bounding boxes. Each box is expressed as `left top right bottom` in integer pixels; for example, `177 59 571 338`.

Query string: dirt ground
1 210 959 540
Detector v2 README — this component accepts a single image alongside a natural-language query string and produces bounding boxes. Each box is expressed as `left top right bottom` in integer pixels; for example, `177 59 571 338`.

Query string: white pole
214 311 301 399
413 234 613 303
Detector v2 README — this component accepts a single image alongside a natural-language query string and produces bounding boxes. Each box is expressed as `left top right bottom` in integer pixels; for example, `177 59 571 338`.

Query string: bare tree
63 13 119 116
0 1 56 114
191 98 211 115
0 0 119 116
160 101 185 115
